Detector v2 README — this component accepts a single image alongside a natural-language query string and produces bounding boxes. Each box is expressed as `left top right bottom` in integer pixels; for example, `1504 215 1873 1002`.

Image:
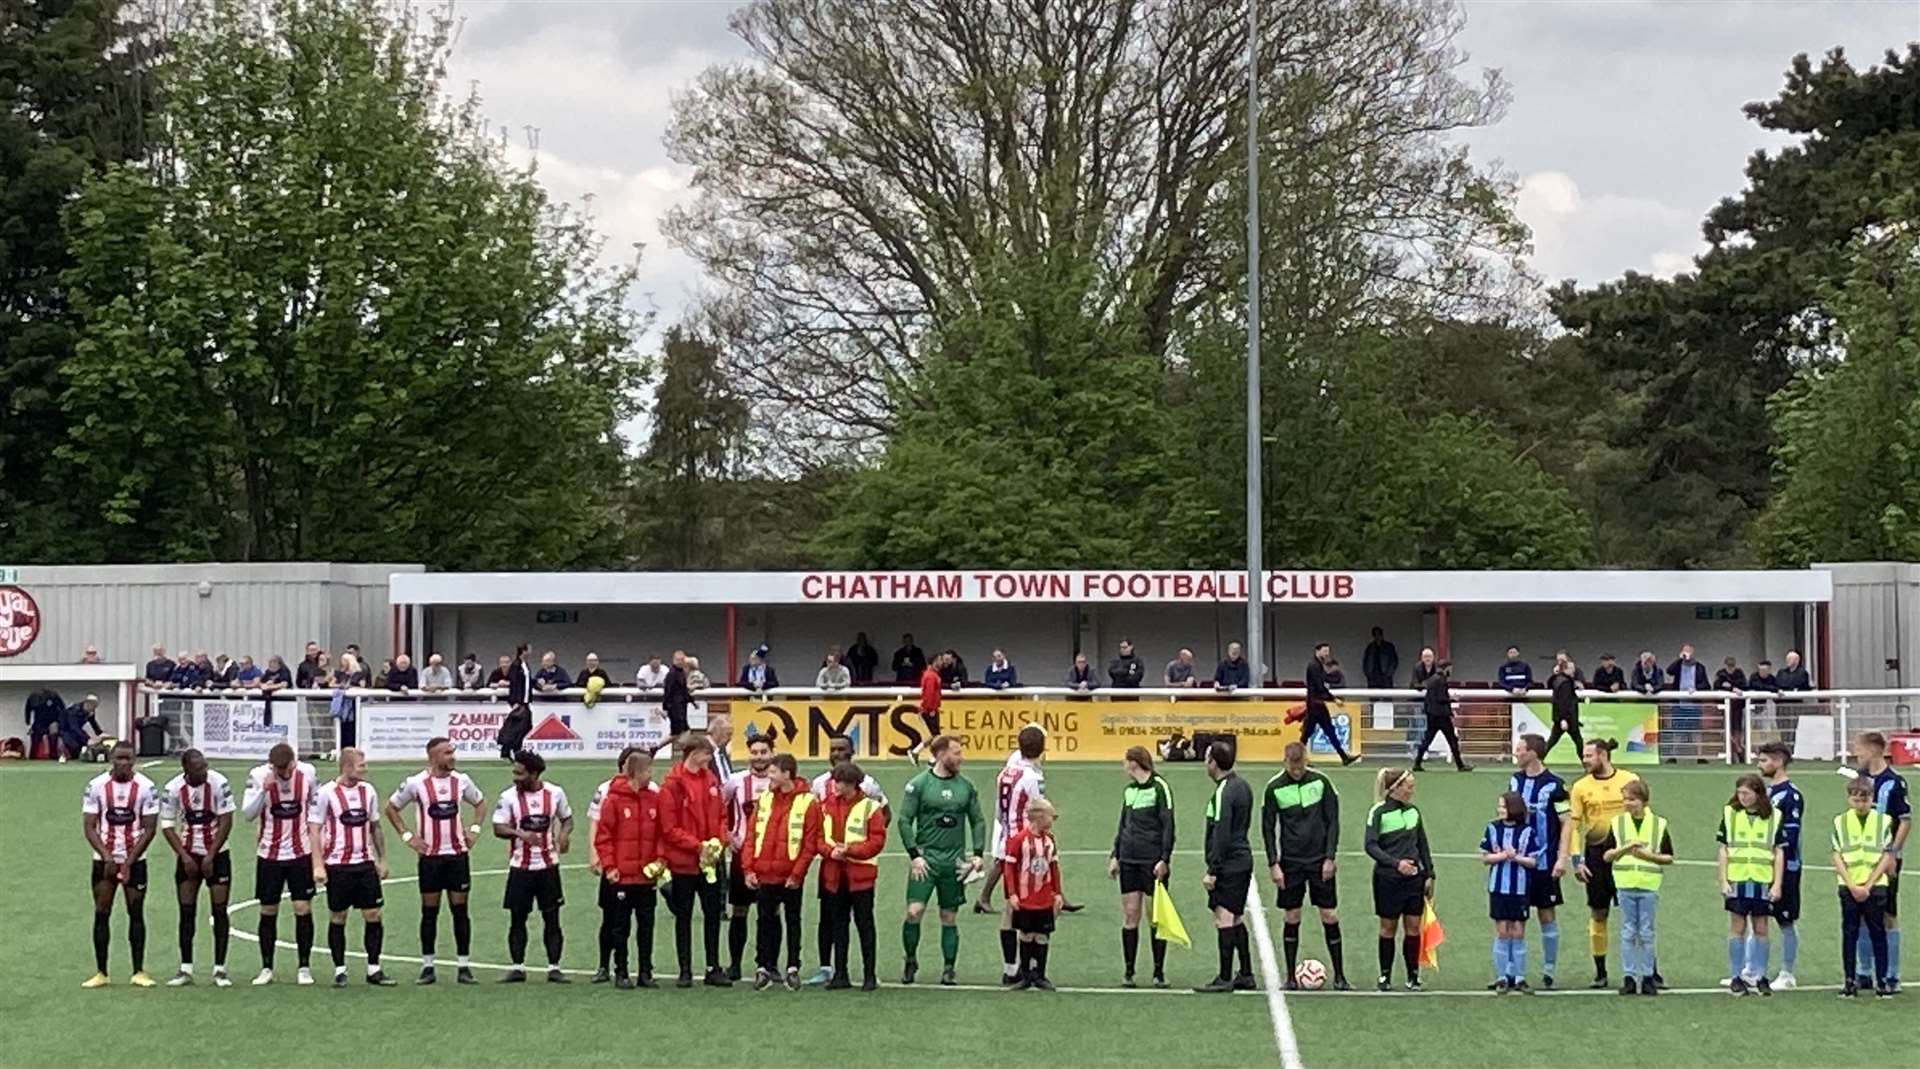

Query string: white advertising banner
188 697 291 759
357 698 707 761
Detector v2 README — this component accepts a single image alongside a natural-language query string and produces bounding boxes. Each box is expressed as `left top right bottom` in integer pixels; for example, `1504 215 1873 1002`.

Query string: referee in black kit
1196 741 1256 993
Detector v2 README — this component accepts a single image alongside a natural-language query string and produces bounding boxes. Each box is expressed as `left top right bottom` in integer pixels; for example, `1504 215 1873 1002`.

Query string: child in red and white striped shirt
1000 798 1062 991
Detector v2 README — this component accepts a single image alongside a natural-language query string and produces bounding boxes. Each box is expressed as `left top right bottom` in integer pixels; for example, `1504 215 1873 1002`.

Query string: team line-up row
75 727 1910 998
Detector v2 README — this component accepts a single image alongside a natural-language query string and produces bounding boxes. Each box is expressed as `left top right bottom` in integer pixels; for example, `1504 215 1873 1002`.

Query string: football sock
1034 941 1050 980
420 905 439 957
1001 929 1019 977
508 910 529 966
1235 925 1251 976
127 901 145 972
1323 922 1345 980
259 913 278 969
1151 936 1168 974
1216 928 1234 980
1888 928 1902 979
1588 917 1607 958
940 923 959 966
210 905 229 967
901 919 921 964
294 912 314 967
1122 926 1139 973
541 908 564 966
1282 921 1300 975
1491 937 1505 979
93 912 111 973
1780 924 1797 972
1512 937 1528 980
366 920 384 969
729 913 749 971
1377 936 1393 977
1401 934 1419 981
451 903 471 957
1727 937 1743 980
329 920 347 969
1539 921 1559 976
1746 934 1768 979
179 903 197 965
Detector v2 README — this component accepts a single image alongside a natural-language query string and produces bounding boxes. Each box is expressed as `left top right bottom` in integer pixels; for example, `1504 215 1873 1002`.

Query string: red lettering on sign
801 574 824 599
1334 574 1353 598
0 587 41 657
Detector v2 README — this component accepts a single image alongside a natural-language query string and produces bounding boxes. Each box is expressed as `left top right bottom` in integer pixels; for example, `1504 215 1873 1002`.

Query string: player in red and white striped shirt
724 733 776 979
1001 797 1064 990
979 726 1049 980
80 742 160 988
383 735 487 984
159 749 235 986
241 742 319 985
307 747 394 986
492 750 573 982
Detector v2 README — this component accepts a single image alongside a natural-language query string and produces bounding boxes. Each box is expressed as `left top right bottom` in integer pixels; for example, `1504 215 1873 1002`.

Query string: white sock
1003 961 1019 977
457 955 471 967
335 965 347 977
212 964 226 975
421 954 435 968
365 961 380 977
180 962 194 975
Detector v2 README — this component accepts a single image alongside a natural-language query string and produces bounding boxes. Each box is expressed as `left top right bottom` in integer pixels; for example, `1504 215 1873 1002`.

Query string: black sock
1016 941 1032 979
1122 927 1140 973
328 921 348 968
365 920 383 968
127 901 145 972
1217 928 1235 979
1377 936 1394 976
1001 928 1018 968
508 911 528 966
1323 922 1344 980
541 909 564 966
599 907 614 971
1235 925 1251 976
1283 921 1301 975
179 903 198 966
1034 942 1050 980
1402 934 1420 980
294 913 314 967
1594 953 1607 978
93 912 111 973
259 913 278 969
1151 936 1168 974
451 903 471 956
211 906 230 968
420 905 439 958
728 913 749 971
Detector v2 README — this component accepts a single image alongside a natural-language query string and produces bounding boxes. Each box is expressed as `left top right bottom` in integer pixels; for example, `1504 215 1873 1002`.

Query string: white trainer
252 968 275 986
166 971 194 987
296 967 315 986
212 970 232 988
1774 971 1797 990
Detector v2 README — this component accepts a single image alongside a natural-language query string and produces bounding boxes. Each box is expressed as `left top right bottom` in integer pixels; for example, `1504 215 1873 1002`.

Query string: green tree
57 0 645 566
0 0 157 559
629 328 750 568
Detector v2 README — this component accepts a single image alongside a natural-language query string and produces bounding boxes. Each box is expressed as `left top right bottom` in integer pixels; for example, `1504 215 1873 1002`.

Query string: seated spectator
1666 644 1707 692
984 649 1018 690
80 645 102 665
1165 648 1197 687
635 654 668 690
487 654 513 687
1748 659 1780 692
1630 650 1663 694
534 651 570 692
846 632 879 684
142 644 174 689
816 651 851 691
1591 653 1625 693
1775 650 1811 691
1067 653 1097 692
234 655 263 686
685 656 710 691
1497 646 1533 694
421 653 454 691
1214 642 1250 689
455 653 483 691
209 654 238 688
1107 639 1145 689
259 655 292 694
739 646 777 691
575 652 610 688
295 642 324 689
939 648 968 689
58 696 107 762
1714 656 1747 692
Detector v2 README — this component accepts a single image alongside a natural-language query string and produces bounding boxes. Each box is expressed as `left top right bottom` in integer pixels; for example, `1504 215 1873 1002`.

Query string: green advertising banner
1514 702 1661 765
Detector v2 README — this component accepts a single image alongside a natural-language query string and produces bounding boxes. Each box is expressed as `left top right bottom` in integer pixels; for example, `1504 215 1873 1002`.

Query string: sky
442 0 1920 335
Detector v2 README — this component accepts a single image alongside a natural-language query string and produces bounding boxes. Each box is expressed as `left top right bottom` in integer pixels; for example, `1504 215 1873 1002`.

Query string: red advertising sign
0 586 40 657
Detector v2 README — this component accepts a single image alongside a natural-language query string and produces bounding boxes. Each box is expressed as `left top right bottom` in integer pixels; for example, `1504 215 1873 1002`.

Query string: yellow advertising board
725 696 1362 763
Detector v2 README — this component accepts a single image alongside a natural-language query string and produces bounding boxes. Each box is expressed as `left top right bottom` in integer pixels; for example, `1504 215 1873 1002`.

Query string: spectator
1107 639 1145 689
344 651 373 688
659 650 692 744
1630 651 1663 694
891 633 926 683
822 643 843 668
142 644 173 689
1546 657 1583 755
1775 650 1811 692
209 654 238 688
1497 646 1533 694
234 655 263 686
1716 656 1750 763
984 649 1019 690
1665 644 1706 693
25 686 64 759
456 653 484 691
1067 653 1097 692
192 650 215 687
939 648 968 689
79 645 102 665
635 654 668 691
345 643 365 669
845 633 878 685
1748 659 1780 692
309 651 333 689
685 655 710 691
739 646 778 691
1714 657 1747 692
534 651 570 692
816 651 851 691
499 644 534 758
1552 649 1586 685
1409 646 1438 687
1591 653 1626 693
58 695 106 762
487 654 513 687
1324 658 1346 688
260 655 292 694
1164 648 1197 688
1363 627 1400 690
575 652 611 688
1213 642 1250 689
170 651 205 690
295 641 323 688
378 655 410 690
421 653 454 692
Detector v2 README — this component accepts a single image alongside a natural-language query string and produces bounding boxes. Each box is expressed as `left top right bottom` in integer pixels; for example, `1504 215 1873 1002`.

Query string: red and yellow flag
1419 897 1445 969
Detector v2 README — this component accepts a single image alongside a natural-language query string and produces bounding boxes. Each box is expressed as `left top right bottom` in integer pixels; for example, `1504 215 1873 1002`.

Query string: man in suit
498 645 534 759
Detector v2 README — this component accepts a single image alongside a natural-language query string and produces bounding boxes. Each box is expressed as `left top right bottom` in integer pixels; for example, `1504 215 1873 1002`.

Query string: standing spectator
1165 649 1198 687
1591 654 1626 693
739 647 778 691
420 654 454 692
534 652 570 693
25 686 63 760
1363 628 1400 690
939 649 968 689
1067 653 1097 692
891 634 927 684
1630 651 1664 694
1714 657 1747 692
79 645 102 665
906 653 947 764
209 654 238 688
1497 647 1534 695
1214 642 1251 690
194 651 217 687
635 655 668 691
1748 660 1780 692
498 645 534 759
845 633 879 686
344 652 372 688
576 653 611 688
657 651 691 750
1545 658 1584 757
487 655 513 687
1409 647 1438 688
816 652 851 692
143 644 175 689
308 651 332 690
1665 644 1707 693
386 654 420 691
1108 639 1145 689
1412 662 1470 772
235 656 263 686
1552 650 1586 685
1716 657 1749 763
295 642 323 689
1324 659 1346 689
983 649 1018 690
1775 651 1811 692
1302 644 1358 766
455 653 484 691
260 655 292 695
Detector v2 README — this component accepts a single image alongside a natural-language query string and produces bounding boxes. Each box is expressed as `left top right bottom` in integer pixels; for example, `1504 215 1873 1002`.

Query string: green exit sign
1694 605 1740 621
535 609 578 624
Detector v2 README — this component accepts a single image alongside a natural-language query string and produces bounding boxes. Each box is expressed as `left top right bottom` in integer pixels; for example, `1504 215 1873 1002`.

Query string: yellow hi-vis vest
822 797 879 867
753 789 816 858
1833 810 1892 888
1723 806 1781 885
1608 810 1667 892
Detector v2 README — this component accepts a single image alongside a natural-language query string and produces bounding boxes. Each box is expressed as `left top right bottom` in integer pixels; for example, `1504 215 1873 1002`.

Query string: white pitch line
1246 890 1306 1069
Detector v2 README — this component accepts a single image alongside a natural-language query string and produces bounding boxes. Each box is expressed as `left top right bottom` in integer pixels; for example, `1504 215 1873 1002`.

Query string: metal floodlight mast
1244 0 1263 683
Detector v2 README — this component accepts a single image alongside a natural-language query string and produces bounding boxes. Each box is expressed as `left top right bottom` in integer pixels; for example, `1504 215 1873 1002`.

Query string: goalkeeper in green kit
899 735 987 986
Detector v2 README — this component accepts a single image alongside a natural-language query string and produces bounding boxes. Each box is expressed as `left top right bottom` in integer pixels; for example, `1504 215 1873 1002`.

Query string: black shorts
504 867 564 913
175 851 232 888
1489 893 1530 922
90 859 149 893
1583 844 1615 910
1276 863 1337 911
1527 866 1564 910
1372 870 1424 919
1725 894 1773 917
1772 868 1802 925
325 862 384 913
255 857 316 903
1117 862 1165 896
725 856 753 907
418 854 472 895
1207 869 1252 917
1012 908 1056 935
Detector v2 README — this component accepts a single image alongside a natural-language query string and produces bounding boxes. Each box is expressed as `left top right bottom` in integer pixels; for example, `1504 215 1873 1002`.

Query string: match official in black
1109 745 1175 988
1263 742 1350 989
1197 741 1256 992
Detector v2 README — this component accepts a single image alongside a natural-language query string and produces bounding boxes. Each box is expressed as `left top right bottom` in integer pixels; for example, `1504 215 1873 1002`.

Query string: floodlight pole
1244 0 1264 683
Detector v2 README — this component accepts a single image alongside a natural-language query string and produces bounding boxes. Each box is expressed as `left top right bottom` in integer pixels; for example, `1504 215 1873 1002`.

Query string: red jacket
919 666 942 713
1001 828 1062 911
593 776 662 883
739 783 821 886
815 790 888 893
658 761 726 875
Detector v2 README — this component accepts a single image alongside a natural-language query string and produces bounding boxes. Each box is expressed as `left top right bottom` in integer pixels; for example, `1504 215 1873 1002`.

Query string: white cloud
1514 170 1703 284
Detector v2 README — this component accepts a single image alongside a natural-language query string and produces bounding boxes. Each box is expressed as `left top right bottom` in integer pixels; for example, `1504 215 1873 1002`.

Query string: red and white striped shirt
1001 828 1061 911
308 780 380 867
83 772 159 862
493 784 571 871
992 755 1046 859
160 770 236 857
389 770 484 857
243 762 318 861
727 770 771 850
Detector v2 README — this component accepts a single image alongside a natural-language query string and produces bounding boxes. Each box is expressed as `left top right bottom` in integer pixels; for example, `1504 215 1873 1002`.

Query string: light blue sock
1857 928 1872 977
1511 936 1528 981
1780 925 1797 972
1492 937 1505 980
1540 922 1559 976
1889 928 1901 980
1747 934 1769 979
1727 937 1743 979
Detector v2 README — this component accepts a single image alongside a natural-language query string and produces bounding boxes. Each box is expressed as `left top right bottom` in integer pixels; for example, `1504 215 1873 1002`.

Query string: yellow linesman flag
1419 896 1446 969
1151 886 1190 948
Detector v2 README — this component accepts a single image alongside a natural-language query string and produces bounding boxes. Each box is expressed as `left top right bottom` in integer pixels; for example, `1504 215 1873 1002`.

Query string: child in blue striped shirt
1481 791 1540 993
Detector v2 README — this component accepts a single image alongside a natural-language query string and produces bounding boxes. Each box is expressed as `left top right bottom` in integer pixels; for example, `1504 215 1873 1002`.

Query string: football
1294 959 1327 989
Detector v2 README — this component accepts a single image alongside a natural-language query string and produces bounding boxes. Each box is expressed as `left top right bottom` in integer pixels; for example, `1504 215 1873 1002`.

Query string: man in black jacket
1413 661 1472 772
1362 628 1399 690
1107 640 1145 689
1196 741 1255 993
844 633 878 685
1262 742 1349 989
26 687 64 760
891 635 926 684
497 645 534 759
1775 650 1811 691
658 650 692 749
1303 644 1359 767
1590 654 1625 693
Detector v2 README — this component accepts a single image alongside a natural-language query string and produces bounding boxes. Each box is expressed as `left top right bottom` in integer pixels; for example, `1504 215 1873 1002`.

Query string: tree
0 0 158 559
56 0 645 566
629 328 750 568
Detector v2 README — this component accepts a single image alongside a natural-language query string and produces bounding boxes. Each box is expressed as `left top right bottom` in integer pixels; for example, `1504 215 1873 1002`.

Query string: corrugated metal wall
1824 562 1920 690
3 563 422 669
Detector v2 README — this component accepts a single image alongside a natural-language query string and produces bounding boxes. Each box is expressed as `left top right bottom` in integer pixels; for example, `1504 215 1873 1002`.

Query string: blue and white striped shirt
1509 769 1569 865
1481 820 1537 896
1766 779 1803 871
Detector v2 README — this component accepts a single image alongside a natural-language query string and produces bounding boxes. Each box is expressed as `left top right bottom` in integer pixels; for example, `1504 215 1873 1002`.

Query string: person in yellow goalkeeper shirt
1556 738 1640 989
